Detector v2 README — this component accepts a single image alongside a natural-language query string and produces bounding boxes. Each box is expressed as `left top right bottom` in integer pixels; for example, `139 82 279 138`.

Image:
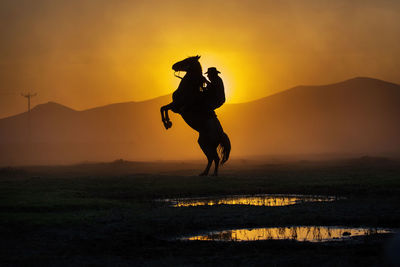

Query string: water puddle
182 226 393 242
161 194 341 207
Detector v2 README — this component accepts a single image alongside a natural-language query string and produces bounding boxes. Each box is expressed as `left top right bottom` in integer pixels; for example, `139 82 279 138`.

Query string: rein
174 71 207 90
174 71 183 80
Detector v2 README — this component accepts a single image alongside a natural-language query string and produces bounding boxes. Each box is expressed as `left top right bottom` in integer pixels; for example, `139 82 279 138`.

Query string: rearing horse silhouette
160 56 231 176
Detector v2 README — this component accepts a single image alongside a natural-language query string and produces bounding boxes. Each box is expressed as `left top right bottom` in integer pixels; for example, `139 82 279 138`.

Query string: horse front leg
160 104 173 130
164 109 172 129
160 105 167 123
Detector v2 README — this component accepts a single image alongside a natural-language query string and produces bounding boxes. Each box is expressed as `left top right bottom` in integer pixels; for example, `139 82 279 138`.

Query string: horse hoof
199 172 208 176
163 121 172 130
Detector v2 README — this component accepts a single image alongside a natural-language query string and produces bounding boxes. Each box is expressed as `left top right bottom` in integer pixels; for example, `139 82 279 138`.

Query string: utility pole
21 92 37 113
21 91 37 164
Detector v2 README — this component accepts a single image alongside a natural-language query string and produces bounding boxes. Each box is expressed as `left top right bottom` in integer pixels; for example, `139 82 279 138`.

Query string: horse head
172 55 202 74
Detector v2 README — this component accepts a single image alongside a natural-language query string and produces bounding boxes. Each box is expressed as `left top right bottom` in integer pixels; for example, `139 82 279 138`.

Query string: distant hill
1 77 399 165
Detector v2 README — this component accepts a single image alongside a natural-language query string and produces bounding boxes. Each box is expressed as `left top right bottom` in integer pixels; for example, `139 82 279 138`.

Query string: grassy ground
0 158 399 266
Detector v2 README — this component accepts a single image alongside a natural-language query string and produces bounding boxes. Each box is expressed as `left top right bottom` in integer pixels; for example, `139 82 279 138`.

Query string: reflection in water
184 226 392 242
164 194 339 207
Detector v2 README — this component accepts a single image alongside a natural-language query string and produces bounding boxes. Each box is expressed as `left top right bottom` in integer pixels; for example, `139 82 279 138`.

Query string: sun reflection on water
184 226 392 242
165 194 338 207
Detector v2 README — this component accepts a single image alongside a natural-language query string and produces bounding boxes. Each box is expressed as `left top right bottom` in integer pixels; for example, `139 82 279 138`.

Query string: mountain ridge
3 77 398 120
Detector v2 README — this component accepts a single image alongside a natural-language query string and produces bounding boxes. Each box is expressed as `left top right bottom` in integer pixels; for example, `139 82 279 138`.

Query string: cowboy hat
205 67 221 74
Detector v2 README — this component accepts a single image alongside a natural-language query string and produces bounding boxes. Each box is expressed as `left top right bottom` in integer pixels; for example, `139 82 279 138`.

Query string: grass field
0 158 399 266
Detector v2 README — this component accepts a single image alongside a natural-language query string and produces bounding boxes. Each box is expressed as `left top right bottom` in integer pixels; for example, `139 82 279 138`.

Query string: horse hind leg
198 136 213 176
212 148 220 176
198 136 221 176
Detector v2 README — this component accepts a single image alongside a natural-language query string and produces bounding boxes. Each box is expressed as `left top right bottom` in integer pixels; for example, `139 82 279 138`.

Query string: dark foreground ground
0 157 399 266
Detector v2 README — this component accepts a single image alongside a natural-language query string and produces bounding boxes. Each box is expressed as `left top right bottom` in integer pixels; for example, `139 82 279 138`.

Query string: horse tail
218 132 231 165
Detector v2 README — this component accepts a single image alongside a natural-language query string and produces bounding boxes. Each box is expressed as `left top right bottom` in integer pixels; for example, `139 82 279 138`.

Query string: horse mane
186 56 203 81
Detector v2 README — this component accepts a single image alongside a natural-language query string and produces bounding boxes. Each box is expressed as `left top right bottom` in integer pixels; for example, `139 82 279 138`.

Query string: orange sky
1 0 400 118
